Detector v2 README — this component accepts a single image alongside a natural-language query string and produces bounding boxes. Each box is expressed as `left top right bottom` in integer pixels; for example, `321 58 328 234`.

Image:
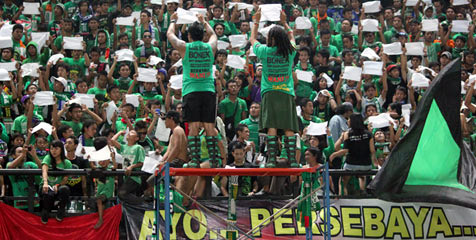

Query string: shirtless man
159 110 196 206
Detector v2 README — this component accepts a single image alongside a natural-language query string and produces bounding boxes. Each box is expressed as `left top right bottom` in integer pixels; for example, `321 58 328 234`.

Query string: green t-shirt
182 41 215 96
218 97 248 128
134 46 161 67
114 77 133 93
87 87 107 100
61 120 83 137
41 155 73 185
12 114 44 134
300 115 322 129
62 57 86 80
253 41 296 97
119 144 145 184
239 117 260 152
294 63 315 98
7 161 40 209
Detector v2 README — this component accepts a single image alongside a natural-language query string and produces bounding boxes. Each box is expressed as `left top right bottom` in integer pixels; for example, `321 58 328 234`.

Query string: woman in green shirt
40 140 72 224
250 10 300 168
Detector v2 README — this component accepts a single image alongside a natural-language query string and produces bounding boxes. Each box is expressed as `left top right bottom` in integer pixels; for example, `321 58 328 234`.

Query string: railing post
227 175 238 240
164 163 171 240
324 162 331 240
28 176 35 213
155 168 159 240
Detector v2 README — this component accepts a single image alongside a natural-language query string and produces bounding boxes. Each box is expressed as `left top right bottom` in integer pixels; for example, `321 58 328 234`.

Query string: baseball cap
52 76 68 89
441 51 452 60
386 64 399 72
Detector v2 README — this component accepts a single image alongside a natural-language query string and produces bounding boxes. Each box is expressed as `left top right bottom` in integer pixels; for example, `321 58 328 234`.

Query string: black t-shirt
343 130 372 166
314 65 341 91
67 156 88 196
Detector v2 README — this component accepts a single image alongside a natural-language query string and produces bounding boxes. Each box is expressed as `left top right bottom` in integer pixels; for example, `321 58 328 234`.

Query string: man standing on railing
167 13 219 168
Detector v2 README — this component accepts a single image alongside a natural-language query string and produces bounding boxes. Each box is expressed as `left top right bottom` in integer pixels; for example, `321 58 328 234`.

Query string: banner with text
123 199 476 239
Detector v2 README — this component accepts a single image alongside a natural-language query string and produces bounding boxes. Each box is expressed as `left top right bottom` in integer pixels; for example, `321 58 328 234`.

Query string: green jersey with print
63 57 86 80
253 41 296 97
120 144 145 184
182 41 215 96
61 120 83 137
218 97 248 128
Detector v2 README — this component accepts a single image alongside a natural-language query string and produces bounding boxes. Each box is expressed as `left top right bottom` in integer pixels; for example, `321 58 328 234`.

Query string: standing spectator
167 13 219 168
330 113 376 195
250 10 299 167
240 102 260 152
219 80 248 141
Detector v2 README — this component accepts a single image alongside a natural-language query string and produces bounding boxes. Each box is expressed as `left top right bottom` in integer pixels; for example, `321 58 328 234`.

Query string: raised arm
198 14 217 55
166 13 186 57
280 11 295 43
249 8 261 46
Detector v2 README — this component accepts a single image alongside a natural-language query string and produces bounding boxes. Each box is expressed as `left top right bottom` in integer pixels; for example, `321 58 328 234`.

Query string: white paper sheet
21 63 40 77
260 4 281 22
125 94 140 107
177 8 198 24
361 19 379 32
462 81 467 94
170 74 183 90
63 37 83 50
322 73 334 87
343 66 362 82
217 40 230 50
32 122 53 135
0 69 9 81
451 20 470 33
422 19 439 32
228 2 254 11
189 8 207 16
0 24 13 39
361 48 380 60
33 91 54 106
226 55 246 69
76 146 96 158
155 118 171 142
172 59 182 68
363 1 381 13
48 53 64 65
229 34 247 48
31 32 49 50
368 113 392 129
383 42 403 55
295 17 312 29
106 101 118 125
115 16 135 27
72 93 95 108
351 24 359 35
150 0 163 4
0 37 12 49
411 72 430 87
131 11 141 21
116 49 134 62
148 56 165 65
468 74 476 86
401 104 411 127
0 62 16 72
295 70 314 83
405 42 424 56
306 121 328 136
405 0 418 6
362 61 384 76
23 2 40 15
138 67 157 82
141 156 163 174
296 106 301 117
87 146 112 162
454 0 469 5
0 61 17 72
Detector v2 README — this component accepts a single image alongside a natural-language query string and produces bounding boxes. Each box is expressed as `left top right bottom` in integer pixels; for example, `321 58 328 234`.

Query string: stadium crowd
0 0 474 228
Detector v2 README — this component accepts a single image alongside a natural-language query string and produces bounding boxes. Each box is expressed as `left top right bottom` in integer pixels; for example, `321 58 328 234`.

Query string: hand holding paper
306 122 328 136
362 61 384 76
226 55 246 69
383 42 403 55
138 68 158 82
33 91 55 106
169 74 183 90
295 70 314 83
363 1 381 13
259 4 281 22
125 94 140 107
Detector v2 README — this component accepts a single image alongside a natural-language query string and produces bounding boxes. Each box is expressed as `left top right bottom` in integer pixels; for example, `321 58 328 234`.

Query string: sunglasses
143 35 152 38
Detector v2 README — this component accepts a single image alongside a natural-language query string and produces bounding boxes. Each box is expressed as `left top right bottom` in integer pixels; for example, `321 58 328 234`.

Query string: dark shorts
183 91 217 123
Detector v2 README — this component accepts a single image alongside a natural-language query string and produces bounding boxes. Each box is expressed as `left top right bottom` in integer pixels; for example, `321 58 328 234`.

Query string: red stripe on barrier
156 167 318 176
